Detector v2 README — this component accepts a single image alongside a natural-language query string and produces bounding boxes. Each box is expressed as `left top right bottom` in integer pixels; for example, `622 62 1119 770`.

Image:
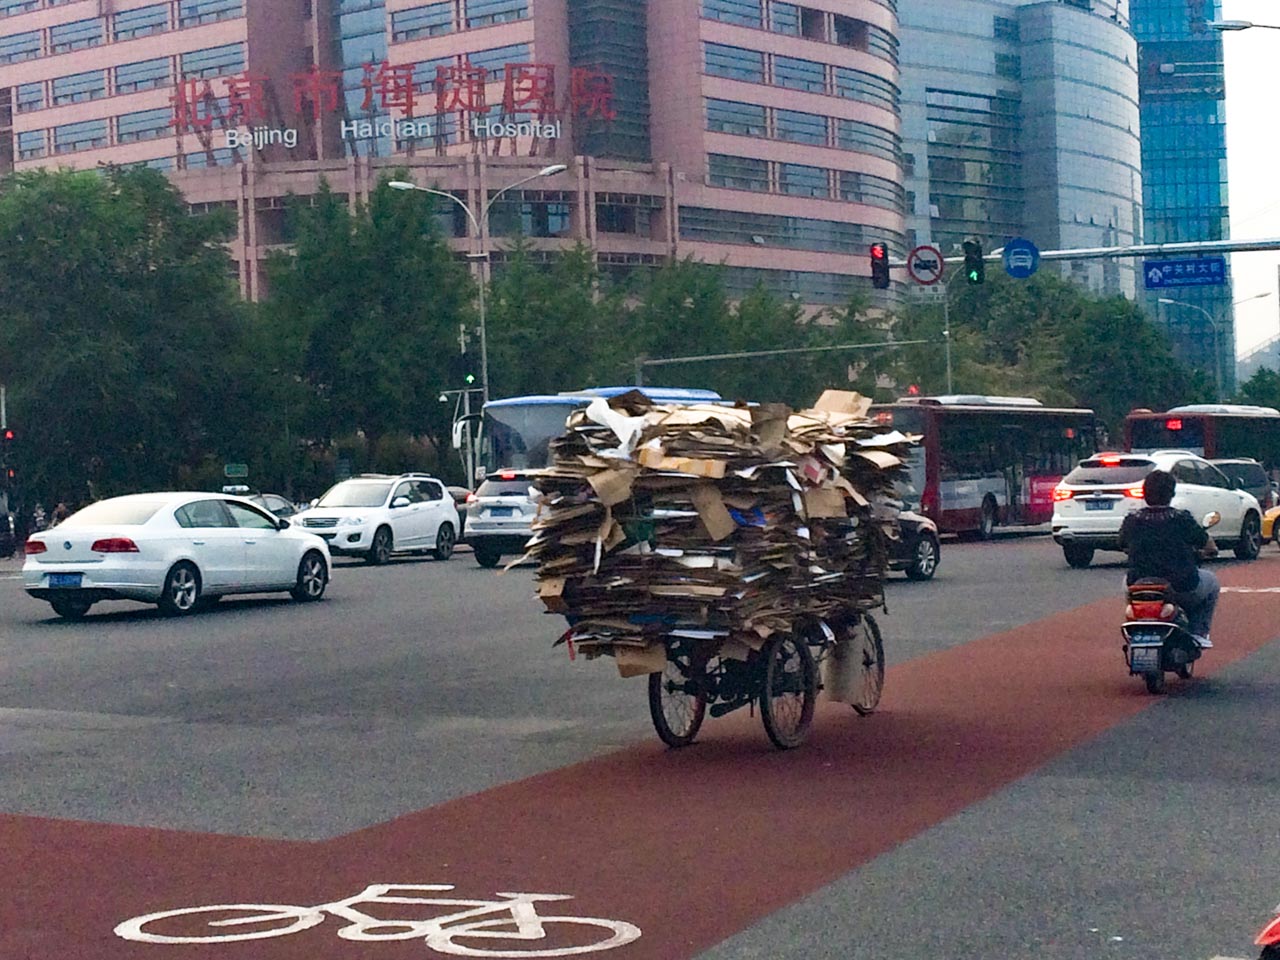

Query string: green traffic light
968 269 979 282
465 373 476 385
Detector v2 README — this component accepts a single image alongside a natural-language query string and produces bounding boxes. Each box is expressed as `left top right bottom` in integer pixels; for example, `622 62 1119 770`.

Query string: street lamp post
1159 292 1273 399
1209 19 1280 31
389 163 568 406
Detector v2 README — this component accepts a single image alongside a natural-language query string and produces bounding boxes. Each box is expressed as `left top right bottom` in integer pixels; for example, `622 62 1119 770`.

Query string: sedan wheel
434 523 456 561
291 551 328 602
158 562 201 616
905 533 940 581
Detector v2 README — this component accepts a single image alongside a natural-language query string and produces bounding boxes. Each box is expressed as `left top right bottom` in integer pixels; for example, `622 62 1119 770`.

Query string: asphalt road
0 536 1277 959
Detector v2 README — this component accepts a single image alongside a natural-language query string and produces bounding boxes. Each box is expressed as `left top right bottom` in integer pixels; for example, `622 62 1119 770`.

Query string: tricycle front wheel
648 652 707 748
760 634 817 750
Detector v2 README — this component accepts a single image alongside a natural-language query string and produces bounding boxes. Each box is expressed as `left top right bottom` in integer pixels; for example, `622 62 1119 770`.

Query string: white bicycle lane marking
115 883 642 958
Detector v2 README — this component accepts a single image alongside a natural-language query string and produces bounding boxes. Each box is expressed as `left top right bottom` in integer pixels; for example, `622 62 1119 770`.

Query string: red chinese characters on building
502 63 556 116
170 78 221 131
567 66 616 121
361 60 418 115
225 73 270 124
292 65 343 120
436 63 489 114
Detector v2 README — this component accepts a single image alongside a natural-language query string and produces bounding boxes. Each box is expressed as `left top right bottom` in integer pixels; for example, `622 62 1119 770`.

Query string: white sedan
23 492 331 620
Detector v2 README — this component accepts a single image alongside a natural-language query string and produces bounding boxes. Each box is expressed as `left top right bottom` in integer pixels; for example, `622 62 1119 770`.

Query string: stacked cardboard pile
524 389 917 677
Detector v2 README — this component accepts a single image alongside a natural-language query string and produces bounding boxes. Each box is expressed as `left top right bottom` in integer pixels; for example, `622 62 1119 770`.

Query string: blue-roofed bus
472 387 724 476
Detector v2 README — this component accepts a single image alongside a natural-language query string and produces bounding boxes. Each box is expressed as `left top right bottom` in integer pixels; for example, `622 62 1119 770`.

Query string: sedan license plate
488 507 514 518
48 573 82 588
1085 500 1114 511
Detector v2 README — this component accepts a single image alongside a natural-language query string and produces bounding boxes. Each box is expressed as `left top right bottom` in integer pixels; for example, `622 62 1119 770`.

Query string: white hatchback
23 492 331 619
1051 450 1263 568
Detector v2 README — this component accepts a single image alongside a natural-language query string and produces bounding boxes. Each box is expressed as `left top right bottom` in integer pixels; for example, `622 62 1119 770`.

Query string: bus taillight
921 482 939 515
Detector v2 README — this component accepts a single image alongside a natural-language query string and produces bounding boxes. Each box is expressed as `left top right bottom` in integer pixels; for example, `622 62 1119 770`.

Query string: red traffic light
870 243 887 260
2 429 12 441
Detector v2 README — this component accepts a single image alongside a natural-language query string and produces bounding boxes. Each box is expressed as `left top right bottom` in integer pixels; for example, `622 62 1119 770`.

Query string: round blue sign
1003 238 1040 280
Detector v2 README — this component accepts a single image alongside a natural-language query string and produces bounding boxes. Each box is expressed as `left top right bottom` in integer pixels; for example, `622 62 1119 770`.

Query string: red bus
869 396 1099 538
1125 404 1280 473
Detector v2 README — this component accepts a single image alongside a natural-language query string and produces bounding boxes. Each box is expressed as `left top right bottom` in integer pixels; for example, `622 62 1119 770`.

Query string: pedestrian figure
31 503 47 533
50 502 70 527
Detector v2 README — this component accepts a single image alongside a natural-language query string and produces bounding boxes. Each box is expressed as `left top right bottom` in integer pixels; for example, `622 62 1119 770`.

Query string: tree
0 166 246 504
260 176 475 471
1236 367 1280 409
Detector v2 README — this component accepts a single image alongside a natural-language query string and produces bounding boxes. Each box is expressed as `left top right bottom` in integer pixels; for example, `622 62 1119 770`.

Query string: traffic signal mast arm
886 236 1280 269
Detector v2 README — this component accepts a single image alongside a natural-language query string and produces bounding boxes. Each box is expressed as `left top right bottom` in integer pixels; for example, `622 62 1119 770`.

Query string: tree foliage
0 167 245 505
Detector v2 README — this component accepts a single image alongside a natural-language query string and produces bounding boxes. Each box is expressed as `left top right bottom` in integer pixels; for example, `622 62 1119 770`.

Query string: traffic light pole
888 236 1280 270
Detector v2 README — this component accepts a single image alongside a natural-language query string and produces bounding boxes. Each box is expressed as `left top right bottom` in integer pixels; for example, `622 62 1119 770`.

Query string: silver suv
465 471 539 568
296 473 460 564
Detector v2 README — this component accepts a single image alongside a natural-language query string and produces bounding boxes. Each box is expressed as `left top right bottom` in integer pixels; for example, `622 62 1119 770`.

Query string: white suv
1052 450 1263 568
296 473 460 564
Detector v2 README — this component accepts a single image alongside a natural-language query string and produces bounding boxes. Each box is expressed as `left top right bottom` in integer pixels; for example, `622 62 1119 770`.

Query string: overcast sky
1220 0 1280 356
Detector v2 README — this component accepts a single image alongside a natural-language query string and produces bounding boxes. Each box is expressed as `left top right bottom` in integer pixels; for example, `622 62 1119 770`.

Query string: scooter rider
1118 469 1219 648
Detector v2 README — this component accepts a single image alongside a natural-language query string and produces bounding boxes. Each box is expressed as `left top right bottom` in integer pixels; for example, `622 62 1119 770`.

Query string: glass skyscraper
1132 0 1234 393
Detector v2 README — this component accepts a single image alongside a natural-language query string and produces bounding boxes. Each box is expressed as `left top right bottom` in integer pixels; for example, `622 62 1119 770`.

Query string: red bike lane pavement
2 561 1276 960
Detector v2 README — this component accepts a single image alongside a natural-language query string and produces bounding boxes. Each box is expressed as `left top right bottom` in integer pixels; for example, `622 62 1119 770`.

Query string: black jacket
1118 506 1207 592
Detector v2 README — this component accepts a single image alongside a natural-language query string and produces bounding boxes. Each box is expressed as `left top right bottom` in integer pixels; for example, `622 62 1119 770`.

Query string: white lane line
1222 586 1280 593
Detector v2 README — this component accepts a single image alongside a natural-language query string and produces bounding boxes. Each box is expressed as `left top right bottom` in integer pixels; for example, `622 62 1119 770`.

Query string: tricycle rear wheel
849 614 885 716
760 634 817 750
648 651 706 748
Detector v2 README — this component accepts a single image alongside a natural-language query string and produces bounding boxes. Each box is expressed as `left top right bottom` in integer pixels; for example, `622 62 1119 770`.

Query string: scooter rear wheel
1175 661 1194 680
1143 671 1166 694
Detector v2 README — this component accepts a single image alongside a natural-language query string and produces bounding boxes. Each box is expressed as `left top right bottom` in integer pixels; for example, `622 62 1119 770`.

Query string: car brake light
24 538 46 554
91 537 139 553
1099 456 1121 466
1052 485 1074 501
1123 484 1145 498
466 492 477 503
499 470 517 480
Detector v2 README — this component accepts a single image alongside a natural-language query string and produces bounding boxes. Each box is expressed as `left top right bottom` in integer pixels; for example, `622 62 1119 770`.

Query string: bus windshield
482 399 583 472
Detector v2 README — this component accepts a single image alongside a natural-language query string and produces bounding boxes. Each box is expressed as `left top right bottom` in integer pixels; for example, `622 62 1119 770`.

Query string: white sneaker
1193 634 1213 649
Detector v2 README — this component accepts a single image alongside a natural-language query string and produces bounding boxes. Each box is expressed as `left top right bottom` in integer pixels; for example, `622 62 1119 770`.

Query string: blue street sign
1143 256 1227 289
1002 238 1040 279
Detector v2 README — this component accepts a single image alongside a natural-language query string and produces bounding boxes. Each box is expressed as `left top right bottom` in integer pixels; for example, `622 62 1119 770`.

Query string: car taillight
91 538 139 553
921 482 939 516
1052 485 1074 501
499 470 517 480
466 492 477 503
1123 484 1145 498
24 538 46 554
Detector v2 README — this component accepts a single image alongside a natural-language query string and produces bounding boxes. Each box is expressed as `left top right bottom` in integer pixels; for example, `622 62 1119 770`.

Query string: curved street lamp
389 163 568 405
1208 19 1280 31
1158 292 1273 399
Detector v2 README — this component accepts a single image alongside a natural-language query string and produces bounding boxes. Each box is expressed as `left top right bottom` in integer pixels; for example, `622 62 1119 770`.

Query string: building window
16 81 44 112
114 3 169 40
145 155 175 171
838 170 905 211
995 53 1021 78
703 43 765 83
993 15 1019 41
772 55 825 93
832 14 867 50
779 162 828 198
181 42 246 78
17 129 45 159
800 6 824 40
489 197 572 238
116 107 172 143
679 206 894 255
50 17 104 53
465 0 528 29
833 66 898 111
705 98 766 137
769 1 799 34
465 43 530 73
835 117 899 162
178 0 243 27
708 153 769 191
391 2 453 41
0 30 40 63
774 108 827 145
185 147 236 167
115 58 171 93
53 118 107 154
0 0 39 16
701 0 762 28
52 69 106 105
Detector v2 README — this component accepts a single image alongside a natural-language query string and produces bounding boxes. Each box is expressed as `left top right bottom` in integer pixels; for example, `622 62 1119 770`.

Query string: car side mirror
391 496 411 509
277 519 291 530
1202 511 1221 529
309 498 318 508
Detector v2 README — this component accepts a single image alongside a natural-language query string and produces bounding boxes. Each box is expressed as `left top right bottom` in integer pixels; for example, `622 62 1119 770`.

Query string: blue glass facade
1132 0 1234 393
